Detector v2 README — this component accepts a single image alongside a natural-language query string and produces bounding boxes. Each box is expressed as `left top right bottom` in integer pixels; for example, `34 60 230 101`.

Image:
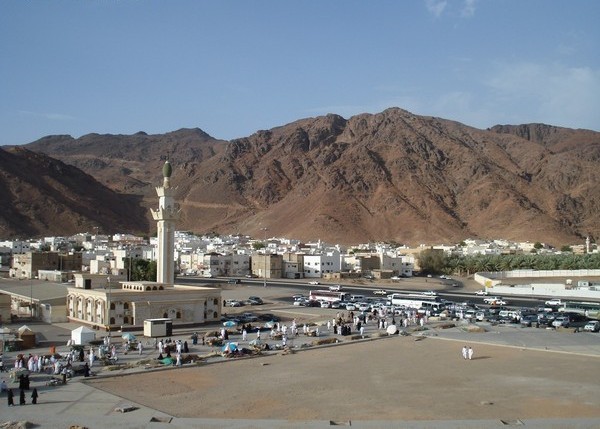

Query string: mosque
65 161 222 331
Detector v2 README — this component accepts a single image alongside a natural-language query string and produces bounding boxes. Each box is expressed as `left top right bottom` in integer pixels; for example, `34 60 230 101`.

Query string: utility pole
262 227 268 288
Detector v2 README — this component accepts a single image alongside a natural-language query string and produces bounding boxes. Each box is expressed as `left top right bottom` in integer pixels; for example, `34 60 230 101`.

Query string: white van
351 294 365 302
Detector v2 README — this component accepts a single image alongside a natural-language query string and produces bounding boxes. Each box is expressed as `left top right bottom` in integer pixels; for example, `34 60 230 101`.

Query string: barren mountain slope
0 147 148 238
15 108 600 245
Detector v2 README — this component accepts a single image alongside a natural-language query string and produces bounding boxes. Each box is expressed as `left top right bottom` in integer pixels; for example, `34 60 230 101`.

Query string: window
213 298 218 305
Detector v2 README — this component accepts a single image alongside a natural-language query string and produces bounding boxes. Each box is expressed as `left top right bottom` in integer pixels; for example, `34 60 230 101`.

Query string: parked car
373 289 388 296
328 284 342 291
308 280 320 285
345 303 357 311
475 290 488 296
247 296 263 305
227 278 241 284
520 314 538 327
545 298 562 306
320 301 331 308
227 300 242 307
584 321 600 332
552 316 571 328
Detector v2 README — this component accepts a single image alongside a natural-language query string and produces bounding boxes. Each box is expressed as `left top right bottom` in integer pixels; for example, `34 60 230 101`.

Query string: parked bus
388 293 444 311
559 301 600 320
309 290 351 303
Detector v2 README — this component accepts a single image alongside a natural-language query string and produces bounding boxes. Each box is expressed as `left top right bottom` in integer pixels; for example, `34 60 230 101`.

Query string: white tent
71 326 96 345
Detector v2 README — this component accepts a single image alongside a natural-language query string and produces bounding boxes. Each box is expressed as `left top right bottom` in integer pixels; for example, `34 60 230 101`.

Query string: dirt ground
88 336 600 422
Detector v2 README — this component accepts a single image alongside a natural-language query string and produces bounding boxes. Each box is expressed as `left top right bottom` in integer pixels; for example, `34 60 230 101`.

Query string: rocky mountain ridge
9 107 600 245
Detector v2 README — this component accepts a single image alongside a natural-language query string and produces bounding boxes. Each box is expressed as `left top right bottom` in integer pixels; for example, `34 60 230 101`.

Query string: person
175 352 182 367
7 388 14 406
19 388 26 405
242 329 247 341
138 341 143 355
468 347 474 360
0 354 4 372
0 379 7 393
256 329 261 340
61 366 68 384
462 345 468 360
83 362 90 377
31 388 38 404
183 340 189 353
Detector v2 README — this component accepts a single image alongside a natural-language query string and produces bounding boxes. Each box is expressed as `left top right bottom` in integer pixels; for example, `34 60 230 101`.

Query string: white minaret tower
151 160 180 284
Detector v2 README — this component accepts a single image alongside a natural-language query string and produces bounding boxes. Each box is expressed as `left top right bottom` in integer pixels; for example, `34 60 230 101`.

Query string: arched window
213 298 218 305
159 286 164 290
162 312 168 318
124 302 129 309
213 311 218 319
123 316 129 324
110 303 115 310
153 286 158 291
110 317 115 324
176 311 181 319
146 286 151 291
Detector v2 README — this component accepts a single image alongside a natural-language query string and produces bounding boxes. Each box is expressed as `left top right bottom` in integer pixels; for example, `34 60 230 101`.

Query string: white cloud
425 0 447 18
461 0 477 18
18 110 76 121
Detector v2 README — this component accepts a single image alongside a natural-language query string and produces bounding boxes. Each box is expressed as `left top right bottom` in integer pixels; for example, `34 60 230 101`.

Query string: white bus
388 293 444 311
560 301 600 320
309 290 351 303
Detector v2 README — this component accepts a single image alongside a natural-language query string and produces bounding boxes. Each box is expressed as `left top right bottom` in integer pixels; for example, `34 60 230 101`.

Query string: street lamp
262 227 268 288
106 276 112 342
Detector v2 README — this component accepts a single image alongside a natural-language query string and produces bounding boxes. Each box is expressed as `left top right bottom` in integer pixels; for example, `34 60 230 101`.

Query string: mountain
17 108 600 245
0 146 148 238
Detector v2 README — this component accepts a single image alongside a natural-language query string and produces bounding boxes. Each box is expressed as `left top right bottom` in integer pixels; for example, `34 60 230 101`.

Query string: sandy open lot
88 336 600 422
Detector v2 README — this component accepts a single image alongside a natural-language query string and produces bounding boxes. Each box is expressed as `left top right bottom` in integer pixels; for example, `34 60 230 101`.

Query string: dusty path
88 336 600 422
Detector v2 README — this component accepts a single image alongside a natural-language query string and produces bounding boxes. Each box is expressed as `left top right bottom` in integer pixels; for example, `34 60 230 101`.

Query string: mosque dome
162 160 172 178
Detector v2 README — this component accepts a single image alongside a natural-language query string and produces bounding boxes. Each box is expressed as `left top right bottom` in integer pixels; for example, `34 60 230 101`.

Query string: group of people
461 345 475 360
2 374 39 406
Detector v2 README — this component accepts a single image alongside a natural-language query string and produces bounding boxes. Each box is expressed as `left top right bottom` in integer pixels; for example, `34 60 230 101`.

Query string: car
330 300 343 309
292 294 305 301
227 300 242 307
293 298 308 306
363 274 375 280
308 280 320 285
552 316 571 328
390 276 401 281
357 303 370 312
227 278 241 284
545 298 562 306
328 284 341 291
257 313 280 322
245 273 258 278
320 301 331 308
373 289 388 296
421 290 438 296
345 303 357 311
584 321 600 332
240 313 258 322
475 290 488 296
520 314 538 327
247 296 263 305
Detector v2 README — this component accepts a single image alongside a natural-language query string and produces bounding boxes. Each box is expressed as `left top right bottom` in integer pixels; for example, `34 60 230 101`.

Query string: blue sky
1 0 599 145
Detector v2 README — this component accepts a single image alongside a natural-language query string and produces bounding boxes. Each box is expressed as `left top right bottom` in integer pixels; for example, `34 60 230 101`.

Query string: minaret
150 160 180 284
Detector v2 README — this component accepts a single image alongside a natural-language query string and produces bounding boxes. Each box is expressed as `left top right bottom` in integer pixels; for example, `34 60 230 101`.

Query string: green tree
253 242 266 250
417 249 446 274
131 259 157 281
560 245 573 253
533 242 543 249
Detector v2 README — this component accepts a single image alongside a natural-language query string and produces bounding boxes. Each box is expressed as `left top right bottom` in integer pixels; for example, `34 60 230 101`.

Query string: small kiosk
143 318 173 338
